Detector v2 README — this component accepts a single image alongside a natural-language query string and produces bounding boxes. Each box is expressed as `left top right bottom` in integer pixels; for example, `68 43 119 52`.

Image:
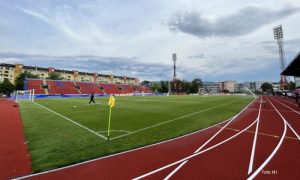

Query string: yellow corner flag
108 95 115 108
107 95 115 140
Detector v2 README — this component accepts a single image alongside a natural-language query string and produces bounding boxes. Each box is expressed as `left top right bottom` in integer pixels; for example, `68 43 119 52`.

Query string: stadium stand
76 82 103 94
47 80 79 94
26 79 153 95
98 83 121 94
118 84 135 94
133 85 152 93
27 79 45 94
140 85 153 93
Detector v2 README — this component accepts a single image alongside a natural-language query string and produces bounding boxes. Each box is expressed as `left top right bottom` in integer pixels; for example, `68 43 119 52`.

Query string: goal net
14 89 35 103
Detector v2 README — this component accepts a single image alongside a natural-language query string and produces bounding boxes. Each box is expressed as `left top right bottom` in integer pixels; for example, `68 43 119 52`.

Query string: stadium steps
74 82 82 94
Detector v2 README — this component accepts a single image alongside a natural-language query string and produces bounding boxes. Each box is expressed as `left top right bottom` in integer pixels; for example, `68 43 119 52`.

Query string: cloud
0 53 172 81
16 5 95 43
169 6 300 38
188 54 205 59
0 52 284 82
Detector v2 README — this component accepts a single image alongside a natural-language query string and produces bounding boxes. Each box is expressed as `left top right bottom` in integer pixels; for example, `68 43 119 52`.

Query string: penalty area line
97 130 132 134
33 102 107 140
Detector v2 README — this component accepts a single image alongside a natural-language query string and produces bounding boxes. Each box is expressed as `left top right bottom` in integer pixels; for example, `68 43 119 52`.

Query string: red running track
0 99 32 180
14 96 300 179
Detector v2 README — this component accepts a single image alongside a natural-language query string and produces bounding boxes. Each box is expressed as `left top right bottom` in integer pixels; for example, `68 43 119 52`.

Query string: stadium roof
281 52 300 77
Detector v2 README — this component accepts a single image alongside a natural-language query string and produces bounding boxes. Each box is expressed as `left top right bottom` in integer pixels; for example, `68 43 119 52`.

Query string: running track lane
0 99 32 180
248 96 285 177
134 96 298 179
252 96 300 179
141 97 261 179
15 98 260 179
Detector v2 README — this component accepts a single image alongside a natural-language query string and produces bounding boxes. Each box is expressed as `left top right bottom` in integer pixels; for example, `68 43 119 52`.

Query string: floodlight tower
273 25 288 90
172 53 177 80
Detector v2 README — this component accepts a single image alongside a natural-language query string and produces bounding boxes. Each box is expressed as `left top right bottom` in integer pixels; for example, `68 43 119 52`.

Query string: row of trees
142 78 203 94
0 72 63 96
145 81 295 94
260 82 296 93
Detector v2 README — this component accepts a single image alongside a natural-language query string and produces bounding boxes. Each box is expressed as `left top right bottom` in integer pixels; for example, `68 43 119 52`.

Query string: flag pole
107 106 112 140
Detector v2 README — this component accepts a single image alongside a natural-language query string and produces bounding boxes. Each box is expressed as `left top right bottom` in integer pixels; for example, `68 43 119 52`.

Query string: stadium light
273 25 283 40
172 53 177 80
273 24 288 90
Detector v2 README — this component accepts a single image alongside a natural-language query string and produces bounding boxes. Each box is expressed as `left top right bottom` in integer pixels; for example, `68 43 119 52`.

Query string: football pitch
19 95 254 172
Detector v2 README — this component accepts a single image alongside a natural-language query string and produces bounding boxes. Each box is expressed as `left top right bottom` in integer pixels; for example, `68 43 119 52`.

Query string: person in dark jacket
295 92 300 108
88 93 96 105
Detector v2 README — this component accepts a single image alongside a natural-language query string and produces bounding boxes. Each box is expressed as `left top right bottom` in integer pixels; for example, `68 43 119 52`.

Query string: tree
160 81 169 93
190 78 203 93
0 78 15 96
47 72 63 80
15 72 39 90
288 81 296 90
181 80 190 93
150 82 161 92
261 82 273 93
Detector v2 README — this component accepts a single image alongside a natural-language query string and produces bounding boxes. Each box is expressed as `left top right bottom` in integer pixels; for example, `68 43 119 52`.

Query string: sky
0 0 300 82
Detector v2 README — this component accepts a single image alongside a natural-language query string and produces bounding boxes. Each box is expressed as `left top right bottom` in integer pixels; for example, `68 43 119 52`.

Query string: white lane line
164 98 259 180
111 100 242 140
246 107 296 113
270 97 300 140
276 97 298 106
285 122 300 141
248 97 263 174
133 110 259 179
271 97 300 115
247 97 287 180
33 102 107 140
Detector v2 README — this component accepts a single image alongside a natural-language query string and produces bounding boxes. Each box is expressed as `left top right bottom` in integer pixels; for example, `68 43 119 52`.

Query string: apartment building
0 63 139 85
219 80 237 93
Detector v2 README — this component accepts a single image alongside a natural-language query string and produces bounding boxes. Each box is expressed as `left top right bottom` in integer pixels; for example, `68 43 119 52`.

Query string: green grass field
19 95 253 172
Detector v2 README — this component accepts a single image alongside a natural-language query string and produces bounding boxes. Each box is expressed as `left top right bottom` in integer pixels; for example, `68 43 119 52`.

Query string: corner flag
108 95 115 108
107 95 115 140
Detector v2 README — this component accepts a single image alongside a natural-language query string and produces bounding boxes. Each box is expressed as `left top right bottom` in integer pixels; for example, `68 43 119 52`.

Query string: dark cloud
169 6 300 38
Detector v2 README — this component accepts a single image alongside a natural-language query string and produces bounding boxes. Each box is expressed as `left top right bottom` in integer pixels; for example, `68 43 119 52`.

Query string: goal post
15 89 35 103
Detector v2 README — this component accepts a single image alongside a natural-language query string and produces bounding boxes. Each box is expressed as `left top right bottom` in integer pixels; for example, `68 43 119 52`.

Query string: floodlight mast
273 25 288 90
172 53 177 80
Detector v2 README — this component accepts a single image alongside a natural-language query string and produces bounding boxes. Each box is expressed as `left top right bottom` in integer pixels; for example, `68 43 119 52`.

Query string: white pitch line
33 102 107 140
164 97 259 180
110 99 242 140
247 97 287 180
133 114 259 180
247 97 263 174
97 130 132 133
270 97 300 140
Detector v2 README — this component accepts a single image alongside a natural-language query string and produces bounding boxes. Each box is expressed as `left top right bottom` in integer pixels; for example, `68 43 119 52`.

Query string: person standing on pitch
88 93 96 105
